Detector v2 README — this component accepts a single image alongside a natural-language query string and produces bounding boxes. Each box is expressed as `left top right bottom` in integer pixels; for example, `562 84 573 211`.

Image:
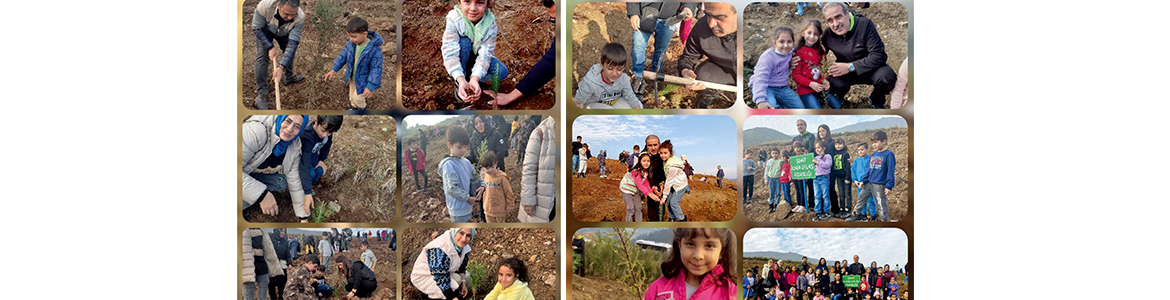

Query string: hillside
572 158 738 222
745 127 794 147
832 117 907 134
744 251 808 262
743 127 909 222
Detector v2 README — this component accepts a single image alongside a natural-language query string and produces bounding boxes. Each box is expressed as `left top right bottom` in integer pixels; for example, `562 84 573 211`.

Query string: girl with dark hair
333 253 378 298
644 228 737 300
483 257 535 300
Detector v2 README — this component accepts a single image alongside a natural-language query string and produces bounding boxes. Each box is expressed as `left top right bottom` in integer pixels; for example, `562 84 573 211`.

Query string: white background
1 0 1169 299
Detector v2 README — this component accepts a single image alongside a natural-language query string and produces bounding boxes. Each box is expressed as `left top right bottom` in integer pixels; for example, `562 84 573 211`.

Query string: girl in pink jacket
644 228 738 300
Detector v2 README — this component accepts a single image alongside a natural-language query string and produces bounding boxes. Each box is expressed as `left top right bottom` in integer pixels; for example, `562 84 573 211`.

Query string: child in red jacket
791 19 843 109
405 137 428 191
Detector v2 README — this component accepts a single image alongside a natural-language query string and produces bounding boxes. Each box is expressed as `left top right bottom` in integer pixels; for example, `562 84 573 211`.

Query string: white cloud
744 228 908 266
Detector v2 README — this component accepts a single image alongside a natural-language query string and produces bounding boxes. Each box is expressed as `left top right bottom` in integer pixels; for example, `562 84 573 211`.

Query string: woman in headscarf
333 253 378 299
241 115 313 222
411 228 476 300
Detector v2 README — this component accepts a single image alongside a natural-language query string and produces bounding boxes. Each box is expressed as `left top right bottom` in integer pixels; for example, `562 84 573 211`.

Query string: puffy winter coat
242 229 283 283
519 117 556 223
329 30 385 94
242 115 308 218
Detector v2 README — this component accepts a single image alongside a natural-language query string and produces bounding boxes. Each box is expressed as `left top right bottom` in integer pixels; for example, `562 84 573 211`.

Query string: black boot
254 94 270 110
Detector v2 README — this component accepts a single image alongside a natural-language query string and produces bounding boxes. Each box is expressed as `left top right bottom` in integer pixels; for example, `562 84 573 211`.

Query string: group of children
753 129 895 222
743 260 907 300
438 125 515 223
617 140 690 222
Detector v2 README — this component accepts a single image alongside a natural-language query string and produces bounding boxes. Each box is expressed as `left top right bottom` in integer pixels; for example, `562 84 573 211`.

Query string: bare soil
741 2 908 108
400 228 558 300
571 274 638 300
570 2 729 109
241 0 398 110
742 128 909 222
400 0 556 110
244 116 397 223
572 157 738 222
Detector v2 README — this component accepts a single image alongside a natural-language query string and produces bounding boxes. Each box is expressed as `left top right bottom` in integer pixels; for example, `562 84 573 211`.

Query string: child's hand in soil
261 192 279 215
324 70 336 81
456 77 472 102
467 76 482 102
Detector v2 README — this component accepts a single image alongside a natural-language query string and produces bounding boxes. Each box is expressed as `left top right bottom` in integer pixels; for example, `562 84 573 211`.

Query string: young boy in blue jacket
324 17 384 110
439 126 484 223
847 131 896 222
849 142 876 220
299 115 343 221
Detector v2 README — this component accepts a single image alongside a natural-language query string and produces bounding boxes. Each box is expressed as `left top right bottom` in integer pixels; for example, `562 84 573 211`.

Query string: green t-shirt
352 40 369 81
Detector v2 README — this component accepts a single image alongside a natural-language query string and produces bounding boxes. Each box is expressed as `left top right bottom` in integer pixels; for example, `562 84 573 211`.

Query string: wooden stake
273 57 282 110
642 71 738 92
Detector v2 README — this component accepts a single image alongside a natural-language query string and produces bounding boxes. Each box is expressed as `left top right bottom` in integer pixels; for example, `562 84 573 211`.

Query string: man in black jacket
821 2 897 109
679 2 737 108
848 255 865 275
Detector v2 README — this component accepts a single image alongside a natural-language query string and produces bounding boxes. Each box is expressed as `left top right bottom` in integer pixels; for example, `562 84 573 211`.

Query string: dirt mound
741 2 908 108
572 158 737 222
571 274 638 300
401 121 536 223
400 228 558 300
244 116 397 223
240 0 398 110
742 128 909 222
570 2 730 109
400 0 556 110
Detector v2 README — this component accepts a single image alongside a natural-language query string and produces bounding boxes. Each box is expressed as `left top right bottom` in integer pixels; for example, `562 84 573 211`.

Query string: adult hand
629 15 640 31
681 7 693 20
269 47 280 62
304 195 314 217
273 65 284 82
681 69 706 90
260 193 279 215
828 63 851 77
790 56 801 68
460 284 469 297
524 205 536 216
489 89 523 106
324 70 335 81
845 180 850 184
757 102 774 109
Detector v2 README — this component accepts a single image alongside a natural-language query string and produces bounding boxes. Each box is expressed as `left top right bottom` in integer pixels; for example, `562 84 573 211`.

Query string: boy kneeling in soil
573 43 642 109
439 126 485 223
324 17 384 110
479 151 515 222
299 115 343 214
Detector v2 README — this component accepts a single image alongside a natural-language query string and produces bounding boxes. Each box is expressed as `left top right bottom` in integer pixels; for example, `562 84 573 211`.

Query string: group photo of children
400 114 557 223
401 228 557 300
400 0 558 110
242 228 397 300
742 116 906 222
570 228 738 300
570 115 738 222
742 2 908 109
241 0 396 110
742 228 909 300
242 115 397 223
571 2 739 109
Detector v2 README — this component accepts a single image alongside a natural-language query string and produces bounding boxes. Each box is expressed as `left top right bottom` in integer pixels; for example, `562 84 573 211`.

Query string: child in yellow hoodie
484 257 535 300
480 151 515 222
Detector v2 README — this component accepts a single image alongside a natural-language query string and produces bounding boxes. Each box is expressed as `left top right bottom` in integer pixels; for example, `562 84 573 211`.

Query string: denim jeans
780 182 793 206
243 273 270 300
458 37 509 82
311 166 324 184
766 177 780 206
450 213 472 223
242 172 289 209
760 86 802 108
631 20 678 76
814 175 831 213
666 186 689 221
572 155 579 172
800 92 843 109
599 164 606 176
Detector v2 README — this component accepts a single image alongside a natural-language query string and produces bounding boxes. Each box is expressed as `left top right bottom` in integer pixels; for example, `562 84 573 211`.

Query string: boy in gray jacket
574 43 642 109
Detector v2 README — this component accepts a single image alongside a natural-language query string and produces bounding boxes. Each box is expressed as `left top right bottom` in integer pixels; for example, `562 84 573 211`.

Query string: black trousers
828 65 897 108
254 28 295 95
268 274 287 300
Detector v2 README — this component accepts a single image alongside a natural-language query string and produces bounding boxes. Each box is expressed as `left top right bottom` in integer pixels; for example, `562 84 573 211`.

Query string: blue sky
744 228 908 266
743 115 904 135
572 115 739 178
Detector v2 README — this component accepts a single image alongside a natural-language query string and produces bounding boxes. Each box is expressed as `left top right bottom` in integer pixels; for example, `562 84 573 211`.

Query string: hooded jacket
243 229 283 283
411 230 473 299
643 264 736 300
821 12 888 76
439 155 482 218
470 123 506 166
242 115 308 218
483 280 536 300
298 124 332 195
482 171 515 218
406 146 427 172
519 117 556 223
252 0 305 68
574 63 641 108
330 30 385 94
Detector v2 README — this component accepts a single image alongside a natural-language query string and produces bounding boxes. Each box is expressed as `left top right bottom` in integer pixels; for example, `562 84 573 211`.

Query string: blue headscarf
272 115 308 156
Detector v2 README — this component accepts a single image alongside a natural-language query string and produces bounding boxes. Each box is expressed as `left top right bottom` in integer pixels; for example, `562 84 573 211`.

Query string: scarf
272 115 307 156
456 5 496 55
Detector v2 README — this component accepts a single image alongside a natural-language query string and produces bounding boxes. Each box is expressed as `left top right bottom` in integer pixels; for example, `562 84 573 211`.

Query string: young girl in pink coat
644 228 738 300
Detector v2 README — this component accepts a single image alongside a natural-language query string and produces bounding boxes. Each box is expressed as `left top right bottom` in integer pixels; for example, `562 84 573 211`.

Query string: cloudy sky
572 115 738 178
744 228 908 266
743 115 904 135
404 115 461 129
